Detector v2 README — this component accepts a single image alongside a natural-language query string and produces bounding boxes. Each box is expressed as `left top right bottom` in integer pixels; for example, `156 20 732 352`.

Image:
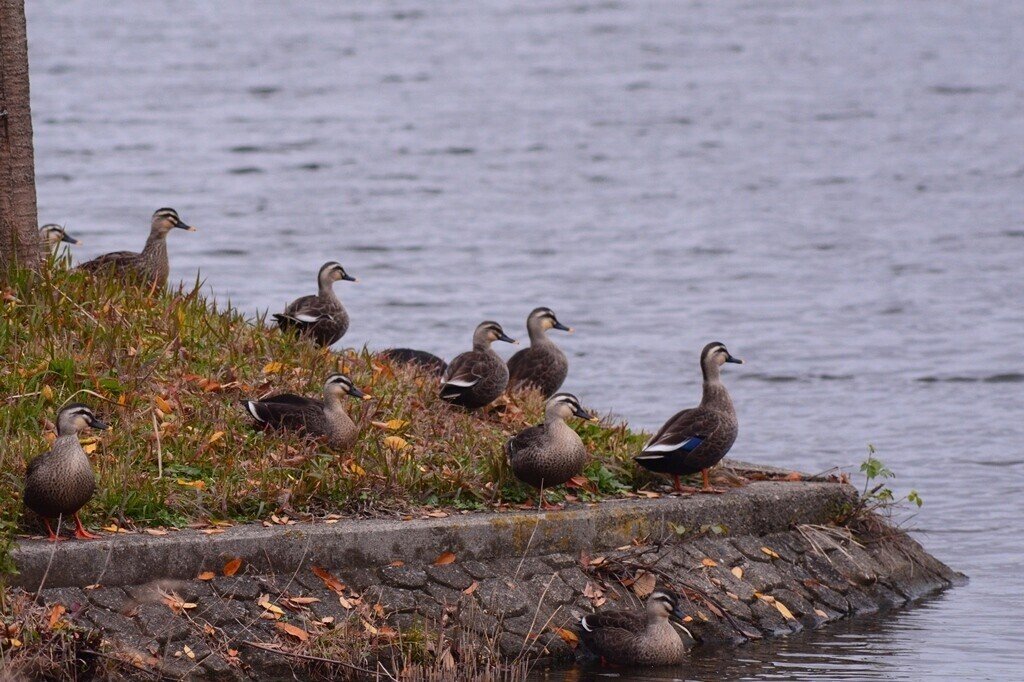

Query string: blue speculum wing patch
679 436 703 452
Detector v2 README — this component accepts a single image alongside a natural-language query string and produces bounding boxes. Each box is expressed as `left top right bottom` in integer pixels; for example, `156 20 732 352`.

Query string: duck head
318 261 358 288
700 341 743 380
527 307 572 337
546 393 598 422
151 208 195 236
56 403 109 437
472 321 517 349
647 589 686 622
40 224 81 247
323 373 370 401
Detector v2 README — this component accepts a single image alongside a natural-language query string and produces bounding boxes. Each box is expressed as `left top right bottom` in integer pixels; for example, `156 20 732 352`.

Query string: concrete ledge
11 481 855 589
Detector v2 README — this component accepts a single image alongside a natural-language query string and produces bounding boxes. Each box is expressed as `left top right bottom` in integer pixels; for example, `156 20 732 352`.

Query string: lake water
26 1 1023 679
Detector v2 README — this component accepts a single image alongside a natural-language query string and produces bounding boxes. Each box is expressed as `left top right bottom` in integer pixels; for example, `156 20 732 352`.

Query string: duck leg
671 475 700 494
73 513 100 540
43 518 61 542
699 469 725 494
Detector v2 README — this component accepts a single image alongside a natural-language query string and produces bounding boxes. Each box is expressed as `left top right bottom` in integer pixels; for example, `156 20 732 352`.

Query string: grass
0 258 656 539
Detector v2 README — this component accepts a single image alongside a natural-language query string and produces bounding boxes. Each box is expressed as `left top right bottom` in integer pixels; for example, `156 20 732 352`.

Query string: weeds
0 263 655 539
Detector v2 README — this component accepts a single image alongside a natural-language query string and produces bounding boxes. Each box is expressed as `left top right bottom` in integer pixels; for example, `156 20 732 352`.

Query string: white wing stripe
244 401 265 423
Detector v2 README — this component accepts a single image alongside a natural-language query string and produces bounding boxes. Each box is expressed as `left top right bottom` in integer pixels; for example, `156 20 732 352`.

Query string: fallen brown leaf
276 622 309 642
554 627 579 647
197 571 216 581
632 571 657 599
223 557 242 577
463 581 479 595
433 551 457 566
312 565 346 594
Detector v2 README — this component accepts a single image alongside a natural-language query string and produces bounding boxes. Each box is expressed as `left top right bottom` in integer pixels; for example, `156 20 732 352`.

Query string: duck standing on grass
77 207 195 287
505 393 597 508
579 589 691 667
23 403 109 541
506 307 573 398
439 321 516 410
274 261 356 347
241 373 369 450
635 342 743 493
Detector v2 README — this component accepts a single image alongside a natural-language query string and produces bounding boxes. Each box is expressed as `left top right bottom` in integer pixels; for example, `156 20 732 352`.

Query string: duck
634 341 743 492
505 393 596 507
379 348 448 377
273 261 355 347
77 208 195 287
579 589 690 667
241 373 369 449
439 321 516 410
23 403 109 541
40 224 81 249
506 307 572 398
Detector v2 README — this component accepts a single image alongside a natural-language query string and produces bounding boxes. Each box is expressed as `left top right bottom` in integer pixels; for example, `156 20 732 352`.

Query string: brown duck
579 589 691 667
506 307 572 398
23 403 109 541
274 261 356 347
634 341 743 492
439 321 516 410
77 208 194 287
242 373 369 449
505 393 596 507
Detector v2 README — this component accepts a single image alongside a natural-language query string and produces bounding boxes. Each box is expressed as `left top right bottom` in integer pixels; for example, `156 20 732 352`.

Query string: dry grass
1 260 654 536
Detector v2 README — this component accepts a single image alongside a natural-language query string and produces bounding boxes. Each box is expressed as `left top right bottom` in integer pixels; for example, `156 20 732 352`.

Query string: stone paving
32 524 962 680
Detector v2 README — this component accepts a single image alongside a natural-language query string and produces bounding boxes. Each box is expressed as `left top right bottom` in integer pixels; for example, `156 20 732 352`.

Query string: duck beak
61 233 81 245
176 222 196 232
672 604 688 622
88 417 110 430
552 321 573 333
498 332 517 344
342 273 358 282
574 406 598 422
347 386 369 400
725 354 743 364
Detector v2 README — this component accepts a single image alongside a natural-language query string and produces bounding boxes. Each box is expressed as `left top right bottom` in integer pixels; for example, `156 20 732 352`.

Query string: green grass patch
1 260 657 535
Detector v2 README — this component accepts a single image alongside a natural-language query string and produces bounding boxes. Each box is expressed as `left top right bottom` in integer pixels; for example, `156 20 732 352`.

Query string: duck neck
527 320 551 347
700 362 733 410
317 276 339 302
142 229 169 260
472 334 493 352
322 389 347 414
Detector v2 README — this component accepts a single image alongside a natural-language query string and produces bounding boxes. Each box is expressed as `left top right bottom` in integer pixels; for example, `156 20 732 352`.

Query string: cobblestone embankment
13 480 964 679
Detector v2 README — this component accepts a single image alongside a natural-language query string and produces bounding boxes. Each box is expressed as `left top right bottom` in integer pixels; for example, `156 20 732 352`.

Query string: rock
380 565 428 589
365 585 417 613
211 576 262 601
135 603 191 642
86 587 133 614
426 564 473 591
475 579 530 617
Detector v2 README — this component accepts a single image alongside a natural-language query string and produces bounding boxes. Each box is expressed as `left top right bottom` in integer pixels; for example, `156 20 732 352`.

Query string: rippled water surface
27 1 1024 678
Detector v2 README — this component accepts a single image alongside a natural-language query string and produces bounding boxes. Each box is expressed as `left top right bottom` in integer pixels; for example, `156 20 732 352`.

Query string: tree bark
0 0 40 279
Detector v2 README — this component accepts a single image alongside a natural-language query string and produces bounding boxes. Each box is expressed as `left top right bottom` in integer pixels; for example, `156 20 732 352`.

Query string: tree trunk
0 0 40 279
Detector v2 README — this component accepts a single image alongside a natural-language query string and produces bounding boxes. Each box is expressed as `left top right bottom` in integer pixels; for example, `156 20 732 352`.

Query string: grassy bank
1 261 653 537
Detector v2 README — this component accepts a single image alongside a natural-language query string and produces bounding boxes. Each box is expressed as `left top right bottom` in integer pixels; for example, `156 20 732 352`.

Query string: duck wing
439 351 487 399
505 423 547 462
380 348 448 377
635 407 715 466
580 609 646 636
78 250 139 272
274 295 329 329
242 393 322 429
